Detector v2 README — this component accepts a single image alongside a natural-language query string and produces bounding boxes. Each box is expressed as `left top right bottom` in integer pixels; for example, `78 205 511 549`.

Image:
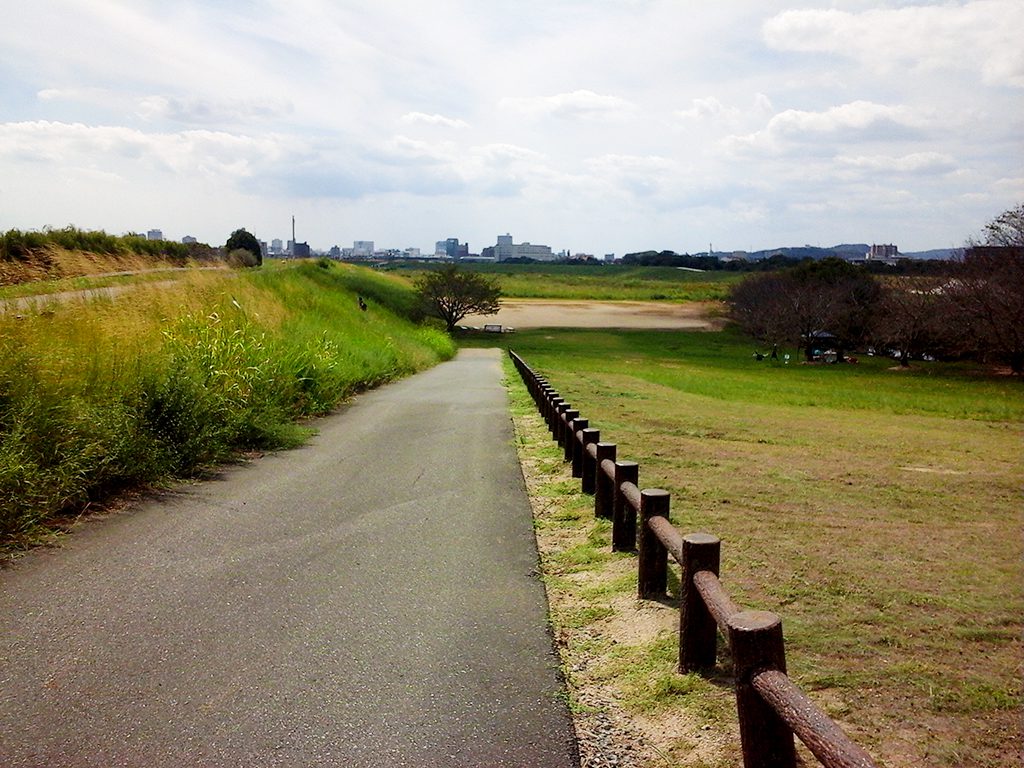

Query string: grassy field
384 261 739 302
470 328 1021 767
0 261 453 549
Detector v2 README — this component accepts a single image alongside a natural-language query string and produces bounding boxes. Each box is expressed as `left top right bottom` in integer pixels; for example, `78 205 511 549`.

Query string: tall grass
1 226 191 262
0 262 454 545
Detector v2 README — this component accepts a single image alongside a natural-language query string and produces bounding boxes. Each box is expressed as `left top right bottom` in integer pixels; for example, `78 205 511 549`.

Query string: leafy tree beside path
415 264 502 332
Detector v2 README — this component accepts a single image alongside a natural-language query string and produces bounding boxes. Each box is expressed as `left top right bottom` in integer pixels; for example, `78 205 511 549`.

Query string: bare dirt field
465 299 724 330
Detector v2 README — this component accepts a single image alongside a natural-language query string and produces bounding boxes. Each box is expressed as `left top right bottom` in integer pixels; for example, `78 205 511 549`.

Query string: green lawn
487 327 1022 768
383 261 740 302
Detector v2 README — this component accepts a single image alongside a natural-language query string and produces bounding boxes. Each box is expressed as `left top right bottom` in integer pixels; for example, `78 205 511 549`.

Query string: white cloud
499 90 637 121
763 2 1024 88
836 152 957 175
725 101 926 154
0 121 287 180
754 93 774 116
675 97 741 122
137 96 295 125
399 113 471 130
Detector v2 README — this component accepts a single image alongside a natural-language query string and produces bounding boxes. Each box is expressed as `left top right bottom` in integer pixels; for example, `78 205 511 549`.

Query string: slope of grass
495 328 1022 768
384 261 738 302
0 261 454 549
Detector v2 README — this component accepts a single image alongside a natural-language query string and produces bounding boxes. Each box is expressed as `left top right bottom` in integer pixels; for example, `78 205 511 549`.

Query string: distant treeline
0 227 217 263
622 250 956 275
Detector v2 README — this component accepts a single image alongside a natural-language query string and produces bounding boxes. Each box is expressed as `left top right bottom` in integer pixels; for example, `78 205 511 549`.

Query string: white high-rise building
490 233 554 261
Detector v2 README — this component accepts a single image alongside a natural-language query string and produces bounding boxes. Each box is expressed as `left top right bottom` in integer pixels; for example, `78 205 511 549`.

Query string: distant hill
900 248 960 260
745 244 868 261
723 244 957 261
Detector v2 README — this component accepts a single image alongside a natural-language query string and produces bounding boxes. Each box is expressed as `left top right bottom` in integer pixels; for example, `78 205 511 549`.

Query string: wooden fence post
570 418 588 477
612 461 639 552
547 397 564 434
560 409 579 456
638 489 670 598
539 385 552 417
580 428 600 494
728 610 796 768
554 403 569 447
594 443 616 519
680 533 721 672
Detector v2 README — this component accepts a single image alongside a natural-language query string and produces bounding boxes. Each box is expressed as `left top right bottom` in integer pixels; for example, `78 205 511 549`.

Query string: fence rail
510 350 878 768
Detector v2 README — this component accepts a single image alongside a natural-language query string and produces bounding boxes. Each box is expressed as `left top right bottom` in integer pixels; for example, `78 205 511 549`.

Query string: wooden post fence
508 349 879 768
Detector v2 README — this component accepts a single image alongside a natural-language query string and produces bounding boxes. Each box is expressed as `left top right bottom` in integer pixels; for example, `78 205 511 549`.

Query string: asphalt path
0 349 579 767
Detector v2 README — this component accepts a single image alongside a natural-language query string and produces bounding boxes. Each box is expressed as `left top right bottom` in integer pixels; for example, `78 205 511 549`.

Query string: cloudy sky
1 1 1021 255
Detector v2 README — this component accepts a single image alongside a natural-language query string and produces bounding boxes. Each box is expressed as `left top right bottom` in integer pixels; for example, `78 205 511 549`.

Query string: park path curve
0 349 579 767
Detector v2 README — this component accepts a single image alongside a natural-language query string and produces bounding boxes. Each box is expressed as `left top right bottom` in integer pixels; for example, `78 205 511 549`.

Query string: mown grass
496 328 1022 768
0 261 454 549
385 262 738 302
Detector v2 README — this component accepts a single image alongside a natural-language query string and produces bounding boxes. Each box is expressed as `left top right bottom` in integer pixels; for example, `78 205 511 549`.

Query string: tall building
353 240 374 257
146 229 163 241
496 233 513 261
868 244 898 259
270 238 283 254
436 238 467 259
181 235 197 245
490 233 554 262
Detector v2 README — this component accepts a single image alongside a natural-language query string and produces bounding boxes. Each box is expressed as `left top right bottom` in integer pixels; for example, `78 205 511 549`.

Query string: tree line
729 248 1023 372
728 203 1024 373
621 249 955 275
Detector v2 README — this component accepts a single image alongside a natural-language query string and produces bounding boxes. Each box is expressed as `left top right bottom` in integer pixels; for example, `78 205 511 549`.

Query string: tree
789 258 880 361
729 258 880 361
869 278 957 367
947 245 1024 373
414 265 502 332
976 202 1024 247
225 228 262 266
939 204 1024 373
728 271 800 348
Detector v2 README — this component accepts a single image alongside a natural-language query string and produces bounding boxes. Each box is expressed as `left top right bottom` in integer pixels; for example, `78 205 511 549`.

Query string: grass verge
495 328 1022 768
0 261 454 551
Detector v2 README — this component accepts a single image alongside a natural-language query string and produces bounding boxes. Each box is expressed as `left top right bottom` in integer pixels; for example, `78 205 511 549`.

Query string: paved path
0 349 579 767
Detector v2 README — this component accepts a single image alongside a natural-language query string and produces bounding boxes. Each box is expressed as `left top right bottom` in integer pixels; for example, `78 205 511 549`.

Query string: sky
0 1 1021 256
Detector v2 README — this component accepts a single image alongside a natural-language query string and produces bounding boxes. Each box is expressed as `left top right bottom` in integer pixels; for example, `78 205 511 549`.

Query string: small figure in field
358 296 368 312
770 343 779 361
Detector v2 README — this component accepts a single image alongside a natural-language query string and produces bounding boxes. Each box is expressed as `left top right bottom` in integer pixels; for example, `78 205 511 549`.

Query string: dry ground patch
466 299 725 330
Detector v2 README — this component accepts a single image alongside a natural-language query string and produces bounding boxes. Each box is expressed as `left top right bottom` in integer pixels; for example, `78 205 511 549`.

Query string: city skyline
1 2 1021 255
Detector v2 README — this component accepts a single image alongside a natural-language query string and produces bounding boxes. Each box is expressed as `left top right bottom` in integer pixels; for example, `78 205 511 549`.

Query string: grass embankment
386 262 738 302
0 261 454 550
480 329 1021 768
0 227 204 287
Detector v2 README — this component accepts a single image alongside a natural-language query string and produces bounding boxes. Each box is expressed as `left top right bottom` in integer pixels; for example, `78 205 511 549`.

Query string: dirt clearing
465 299 724 330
